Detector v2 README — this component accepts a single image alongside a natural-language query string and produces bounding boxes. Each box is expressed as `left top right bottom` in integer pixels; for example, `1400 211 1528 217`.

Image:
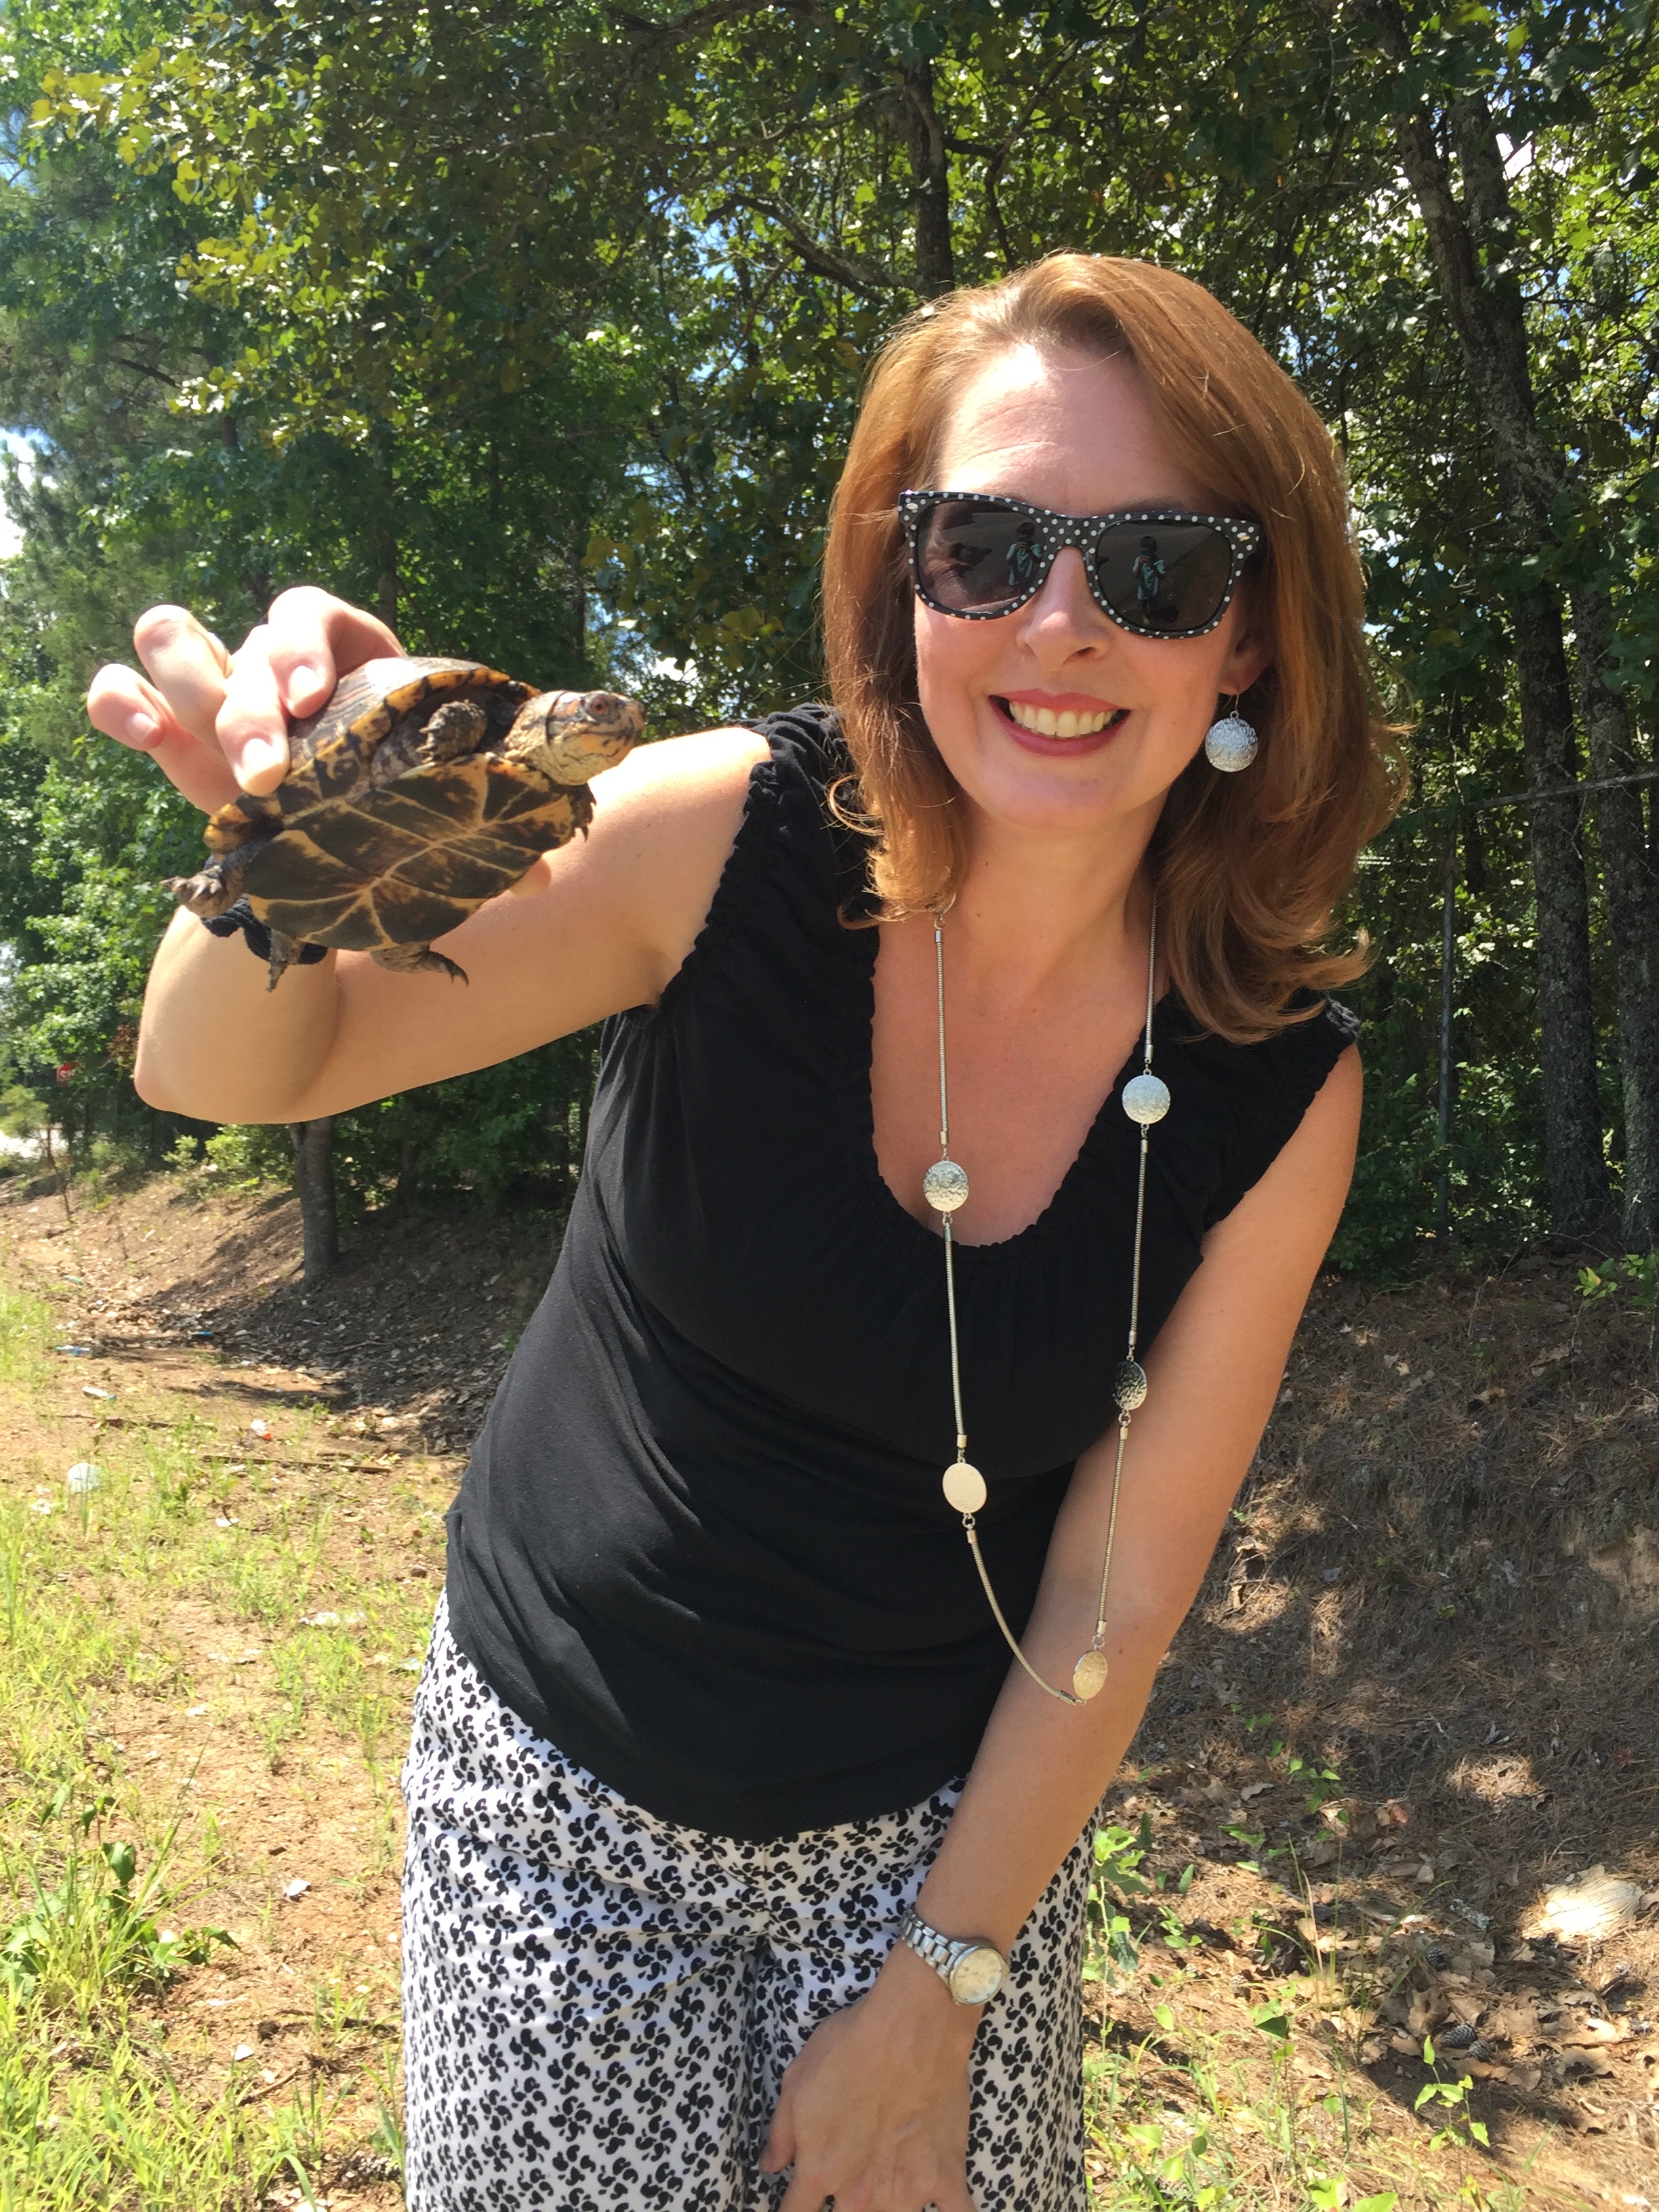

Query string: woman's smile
994 691 1130 754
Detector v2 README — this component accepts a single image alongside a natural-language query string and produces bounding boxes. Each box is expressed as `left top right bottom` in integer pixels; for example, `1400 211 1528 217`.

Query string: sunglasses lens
914 499 1046 613
1092 523 1235 633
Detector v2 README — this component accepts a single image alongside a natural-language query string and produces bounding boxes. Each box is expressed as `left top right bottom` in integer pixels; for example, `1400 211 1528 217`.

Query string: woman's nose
1014 548 1107 655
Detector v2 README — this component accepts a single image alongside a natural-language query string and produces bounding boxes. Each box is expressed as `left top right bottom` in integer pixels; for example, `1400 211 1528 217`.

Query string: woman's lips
991 695 1128 756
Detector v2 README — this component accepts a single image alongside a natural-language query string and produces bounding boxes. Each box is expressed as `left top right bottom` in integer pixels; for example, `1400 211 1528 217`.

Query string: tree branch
712 192 902 297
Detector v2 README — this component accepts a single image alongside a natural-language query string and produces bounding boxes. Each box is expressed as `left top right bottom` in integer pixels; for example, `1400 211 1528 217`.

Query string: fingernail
239 739 286 786
287 663 325 705
125 712 159 747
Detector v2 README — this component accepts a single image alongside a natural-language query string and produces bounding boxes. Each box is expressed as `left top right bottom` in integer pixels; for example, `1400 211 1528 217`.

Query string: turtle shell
197 657 636 956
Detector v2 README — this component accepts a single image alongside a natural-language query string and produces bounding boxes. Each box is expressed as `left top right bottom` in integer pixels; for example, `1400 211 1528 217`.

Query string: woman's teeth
1003 699 1119 739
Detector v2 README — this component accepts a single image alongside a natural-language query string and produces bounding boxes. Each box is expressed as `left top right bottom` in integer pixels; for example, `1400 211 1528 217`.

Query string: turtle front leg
164 849 251 919
369 941 469 984
165 804 279 917
418 699 488 763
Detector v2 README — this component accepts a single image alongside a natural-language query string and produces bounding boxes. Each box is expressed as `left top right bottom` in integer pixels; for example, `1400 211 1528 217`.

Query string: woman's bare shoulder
520 722 771 968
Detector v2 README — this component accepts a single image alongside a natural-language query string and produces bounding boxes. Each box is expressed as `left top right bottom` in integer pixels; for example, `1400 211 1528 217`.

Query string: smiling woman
826 255 1399 1040
88 250 1385 2212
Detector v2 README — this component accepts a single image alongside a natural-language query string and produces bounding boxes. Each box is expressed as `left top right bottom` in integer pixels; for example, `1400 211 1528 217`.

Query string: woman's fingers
128 601 285 799
85 661 239 813
218 626 291 795
264 585 401 717
131 604 233 745
757 2097 794 2176
125 589 401 797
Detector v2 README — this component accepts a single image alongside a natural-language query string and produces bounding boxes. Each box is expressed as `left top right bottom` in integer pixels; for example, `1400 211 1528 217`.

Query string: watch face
948 1945 1006 2006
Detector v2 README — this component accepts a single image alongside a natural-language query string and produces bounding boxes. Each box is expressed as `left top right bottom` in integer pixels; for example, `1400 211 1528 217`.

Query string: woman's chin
932 714 1168 840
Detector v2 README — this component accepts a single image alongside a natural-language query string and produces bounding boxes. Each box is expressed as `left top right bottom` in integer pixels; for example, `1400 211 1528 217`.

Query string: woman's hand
85 587 401 809
762 1946 979 2212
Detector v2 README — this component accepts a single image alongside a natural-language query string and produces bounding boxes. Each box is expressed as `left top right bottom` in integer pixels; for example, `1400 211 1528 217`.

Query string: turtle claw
265 928 304 992
165 866 241 918
369 942 468 984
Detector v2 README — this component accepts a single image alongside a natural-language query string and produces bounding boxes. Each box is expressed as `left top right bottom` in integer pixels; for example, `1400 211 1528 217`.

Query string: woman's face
914 342 1268 849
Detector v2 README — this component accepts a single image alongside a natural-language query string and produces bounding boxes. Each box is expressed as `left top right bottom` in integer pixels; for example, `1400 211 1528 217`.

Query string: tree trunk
1362 1 1611 1233
899 60 954 297
1512 600 1610 1235
1572 585 1659 1248
1437 840 1457 1244
392 1135 421 1214
373 423 399 636
289 1117 339 1287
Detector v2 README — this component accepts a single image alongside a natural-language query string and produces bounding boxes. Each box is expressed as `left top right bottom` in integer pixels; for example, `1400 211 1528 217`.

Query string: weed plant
1082 1814 1532 2210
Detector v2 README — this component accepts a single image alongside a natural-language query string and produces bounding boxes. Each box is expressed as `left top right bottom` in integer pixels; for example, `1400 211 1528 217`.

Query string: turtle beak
505 691 644 784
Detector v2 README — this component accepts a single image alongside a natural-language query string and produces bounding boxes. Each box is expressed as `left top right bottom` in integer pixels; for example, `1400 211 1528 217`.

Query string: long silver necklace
923 897 1169 1706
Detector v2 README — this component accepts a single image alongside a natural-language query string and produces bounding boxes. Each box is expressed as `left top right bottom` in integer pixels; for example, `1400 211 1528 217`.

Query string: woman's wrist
872 1929 986 2052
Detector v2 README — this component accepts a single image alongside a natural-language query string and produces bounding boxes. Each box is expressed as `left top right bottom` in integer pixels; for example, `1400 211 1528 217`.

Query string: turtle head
504 689 645 785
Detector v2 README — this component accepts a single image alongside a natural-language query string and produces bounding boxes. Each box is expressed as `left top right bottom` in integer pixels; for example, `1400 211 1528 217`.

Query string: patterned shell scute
297 661 529 775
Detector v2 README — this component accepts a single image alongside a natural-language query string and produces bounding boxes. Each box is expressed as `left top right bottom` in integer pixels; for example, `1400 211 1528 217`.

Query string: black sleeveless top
443 705 1356 1840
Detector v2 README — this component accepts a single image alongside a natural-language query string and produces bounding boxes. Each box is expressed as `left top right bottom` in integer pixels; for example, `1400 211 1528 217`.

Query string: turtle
165 657 644 989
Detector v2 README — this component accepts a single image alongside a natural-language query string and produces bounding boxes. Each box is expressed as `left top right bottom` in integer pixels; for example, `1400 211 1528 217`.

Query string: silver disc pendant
1071 1649 1109 1700
923 1159 970 1214
942 1460 987 1514
1113 1359 1148 1412
1122 1072 1170 1126
1203 712 1258 772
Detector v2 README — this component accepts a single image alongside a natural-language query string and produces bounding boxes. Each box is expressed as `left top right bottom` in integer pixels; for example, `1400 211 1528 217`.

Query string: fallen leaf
1528 1866 1644 1943
1376 1799 1412 1829
1556 2017 1629 2048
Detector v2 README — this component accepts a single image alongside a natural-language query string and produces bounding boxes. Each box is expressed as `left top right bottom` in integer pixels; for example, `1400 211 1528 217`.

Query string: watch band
897 1907 1007 2004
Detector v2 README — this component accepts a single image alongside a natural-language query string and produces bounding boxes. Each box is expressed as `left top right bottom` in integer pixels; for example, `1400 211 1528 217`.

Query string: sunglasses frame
899 489 1263 639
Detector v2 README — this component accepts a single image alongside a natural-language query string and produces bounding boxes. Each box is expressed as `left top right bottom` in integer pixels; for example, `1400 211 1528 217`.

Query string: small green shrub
202 1122 292 1189
1 1791 234 2010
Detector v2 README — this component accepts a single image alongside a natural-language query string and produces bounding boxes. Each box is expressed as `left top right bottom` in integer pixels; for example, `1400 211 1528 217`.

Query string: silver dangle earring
1204 695 1257 773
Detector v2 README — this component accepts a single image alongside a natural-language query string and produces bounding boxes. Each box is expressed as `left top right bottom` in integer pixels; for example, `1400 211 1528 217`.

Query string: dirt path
3 1162 1656 2208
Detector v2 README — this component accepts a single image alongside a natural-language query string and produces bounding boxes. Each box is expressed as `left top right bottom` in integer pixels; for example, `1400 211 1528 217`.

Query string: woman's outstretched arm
86 592 765 1125
761 1043 1363 2212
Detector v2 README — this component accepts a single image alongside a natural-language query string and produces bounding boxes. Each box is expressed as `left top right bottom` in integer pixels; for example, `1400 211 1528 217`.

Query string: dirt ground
4 1160 1658 2208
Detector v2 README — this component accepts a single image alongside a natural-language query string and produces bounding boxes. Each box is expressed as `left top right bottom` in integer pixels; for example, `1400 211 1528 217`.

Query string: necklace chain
926 897 1168 1706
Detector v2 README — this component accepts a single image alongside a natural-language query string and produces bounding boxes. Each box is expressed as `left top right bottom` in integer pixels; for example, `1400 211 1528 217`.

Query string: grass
0 1273 424 2209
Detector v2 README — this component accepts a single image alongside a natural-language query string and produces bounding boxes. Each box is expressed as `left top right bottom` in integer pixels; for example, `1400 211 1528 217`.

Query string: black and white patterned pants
401 1597 1094 2211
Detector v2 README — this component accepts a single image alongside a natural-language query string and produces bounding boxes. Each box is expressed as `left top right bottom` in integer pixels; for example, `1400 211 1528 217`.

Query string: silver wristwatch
898 1907 1007 2005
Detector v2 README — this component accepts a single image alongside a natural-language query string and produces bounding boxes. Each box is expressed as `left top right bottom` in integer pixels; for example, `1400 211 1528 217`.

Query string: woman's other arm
762 1042 1363 2212
87 594 765 1126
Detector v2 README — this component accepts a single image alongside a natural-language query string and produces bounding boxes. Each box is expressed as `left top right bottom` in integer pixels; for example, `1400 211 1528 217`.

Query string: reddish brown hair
821 253 1403 1042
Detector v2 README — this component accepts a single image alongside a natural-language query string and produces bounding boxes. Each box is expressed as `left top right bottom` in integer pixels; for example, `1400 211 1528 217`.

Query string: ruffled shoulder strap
745 701 876 920
1181 996 1361 1229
